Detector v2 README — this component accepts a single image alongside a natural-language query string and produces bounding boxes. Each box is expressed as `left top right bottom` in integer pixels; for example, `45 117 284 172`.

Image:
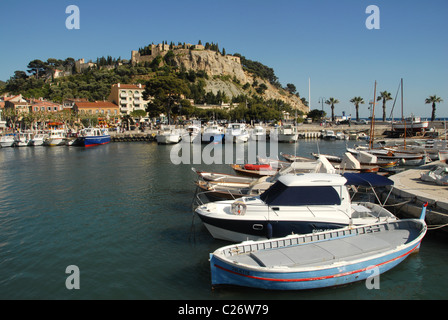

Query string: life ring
231 200 247 216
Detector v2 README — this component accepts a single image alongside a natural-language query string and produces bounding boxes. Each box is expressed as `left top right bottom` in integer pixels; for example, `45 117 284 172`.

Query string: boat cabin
259 173 349 207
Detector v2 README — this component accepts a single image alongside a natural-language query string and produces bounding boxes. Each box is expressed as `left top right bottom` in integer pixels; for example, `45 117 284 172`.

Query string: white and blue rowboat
209 203 428 290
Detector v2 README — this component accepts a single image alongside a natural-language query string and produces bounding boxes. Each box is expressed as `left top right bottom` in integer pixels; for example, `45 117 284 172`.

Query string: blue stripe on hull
210 242 420 290
81 136 111 147
198 214 347 239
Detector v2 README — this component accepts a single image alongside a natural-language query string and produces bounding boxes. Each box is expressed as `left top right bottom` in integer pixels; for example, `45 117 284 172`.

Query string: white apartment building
108 83 149 115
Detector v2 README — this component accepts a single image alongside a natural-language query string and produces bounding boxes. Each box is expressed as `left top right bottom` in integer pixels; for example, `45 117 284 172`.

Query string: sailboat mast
402 78 406 149
369 81 377 149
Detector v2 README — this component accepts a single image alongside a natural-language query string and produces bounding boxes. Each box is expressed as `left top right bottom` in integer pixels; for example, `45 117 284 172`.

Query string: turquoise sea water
0 140 447 300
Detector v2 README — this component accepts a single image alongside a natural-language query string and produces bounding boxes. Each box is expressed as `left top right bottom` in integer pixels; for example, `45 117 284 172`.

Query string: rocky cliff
135 47 309 113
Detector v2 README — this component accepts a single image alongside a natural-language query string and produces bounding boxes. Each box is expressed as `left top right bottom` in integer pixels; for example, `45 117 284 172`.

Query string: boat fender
267 223 273 239
231 201 246 216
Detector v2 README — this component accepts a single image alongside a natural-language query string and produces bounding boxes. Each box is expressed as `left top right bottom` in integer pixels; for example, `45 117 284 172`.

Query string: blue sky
1 0 446 118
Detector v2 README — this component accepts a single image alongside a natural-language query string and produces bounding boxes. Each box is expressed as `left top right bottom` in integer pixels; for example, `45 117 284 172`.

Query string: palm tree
425 95 444 121
377 91 392 121
325 97 339 122
350 97 365 122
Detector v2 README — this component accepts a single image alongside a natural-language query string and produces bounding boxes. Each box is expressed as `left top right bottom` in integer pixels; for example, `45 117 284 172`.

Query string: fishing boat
75 127 111 147
43 129 67 146
321 129 337 140
156 125 181 144
280 153 315 162
270 124 298 143
209 206 427 290
195 173 397 242
13 132 33 147
193 168 257 184
350 146 428 166
250 126 266 141
0 134 15 148
181 125 201 144
29 132 48 146
225 123 249 143
202 124 224 143
392 115 429 133
230 164 279 177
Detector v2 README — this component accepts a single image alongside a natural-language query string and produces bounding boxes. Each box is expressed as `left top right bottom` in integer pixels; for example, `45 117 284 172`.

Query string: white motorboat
270 124 298 143
195 172 396 242
13 132 33 147
181 125 201 143
44 129 67 146
156 126 181 144
225 123 249 143
250 126 266 141
321 129 337 140
0 134 15 148
29 132 49 146
202 124 224 143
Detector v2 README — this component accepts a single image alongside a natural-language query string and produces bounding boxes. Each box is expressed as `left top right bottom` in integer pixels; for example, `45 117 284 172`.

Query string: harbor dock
381 161 448 233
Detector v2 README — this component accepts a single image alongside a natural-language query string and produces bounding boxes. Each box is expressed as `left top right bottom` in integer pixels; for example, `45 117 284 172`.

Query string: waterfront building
108 83 149 116
4 100 32 114
73 101 119 118
31 101 63 113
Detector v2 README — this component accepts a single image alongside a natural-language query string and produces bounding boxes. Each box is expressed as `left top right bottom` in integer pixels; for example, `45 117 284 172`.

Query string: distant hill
1 42 309 115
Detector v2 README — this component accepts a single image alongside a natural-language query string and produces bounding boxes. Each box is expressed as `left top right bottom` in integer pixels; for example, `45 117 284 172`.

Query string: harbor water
0 140 447 300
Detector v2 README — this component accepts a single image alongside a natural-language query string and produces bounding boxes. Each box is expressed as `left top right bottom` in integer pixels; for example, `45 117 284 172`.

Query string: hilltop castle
130 43 240 66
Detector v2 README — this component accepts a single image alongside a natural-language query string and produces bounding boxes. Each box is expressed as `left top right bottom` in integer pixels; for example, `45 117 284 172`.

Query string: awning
343 173 394 187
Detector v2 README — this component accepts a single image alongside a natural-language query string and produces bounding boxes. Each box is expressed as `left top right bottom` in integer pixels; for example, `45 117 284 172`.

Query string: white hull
225 133 249 143
44 138 66 146
156 134 180 144
0 138 15 147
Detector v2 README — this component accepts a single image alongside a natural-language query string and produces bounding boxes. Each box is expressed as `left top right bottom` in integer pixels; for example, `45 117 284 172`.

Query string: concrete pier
381 161 448 233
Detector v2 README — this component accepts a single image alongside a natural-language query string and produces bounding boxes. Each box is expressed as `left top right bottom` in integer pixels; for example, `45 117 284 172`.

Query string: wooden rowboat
210 204 428 290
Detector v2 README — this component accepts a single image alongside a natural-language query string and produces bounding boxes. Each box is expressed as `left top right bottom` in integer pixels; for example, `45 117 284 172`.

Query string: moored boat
225 123 249 143
13 132 33 147
181 125 201 143
210 207 427 290
44 129 67 146
250 125 266 141
0 134 15 148
29 132 49 146
270 124 298 143
75 127 111 147
195 173 397 242
156 125 181 144
202 124 224 143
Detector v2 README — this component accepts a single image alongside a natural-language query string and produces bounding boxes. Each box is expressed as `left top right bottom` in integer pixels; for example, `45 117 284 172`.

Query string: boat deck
226 222 419 269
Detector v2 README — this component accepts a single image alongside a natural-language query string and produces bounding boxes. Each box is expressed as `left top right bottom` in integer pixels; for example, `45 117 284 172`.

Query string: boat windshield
260 181 341 206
